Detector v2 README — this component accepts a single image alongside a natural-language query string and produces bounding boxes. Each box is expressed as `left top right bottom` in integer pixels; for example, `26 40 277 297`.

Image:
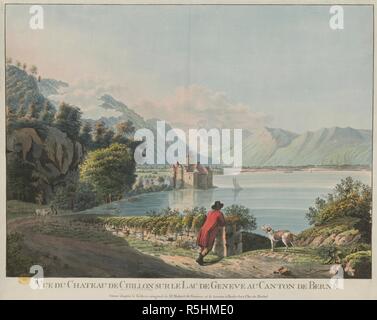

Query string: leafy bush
191 212 206 233
6 155 36 202
101 204 255 239
306 177 371 242
224 204 256 231
7 233 34 276
315 244 339 264
187 207 206 232
73 182 98 212
51 182 98 212
53 102 82 141
7 117 49 138
80 143 136 203
344 250 371 278
315 243 372 273
345 243 371 254
51 185 75 210
79 121 93 149
91 120 115 149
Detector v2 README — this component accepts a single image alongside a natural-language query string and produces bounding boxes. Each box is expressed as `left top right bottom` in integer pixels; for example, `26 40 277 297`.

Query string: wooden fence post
222 226 227 257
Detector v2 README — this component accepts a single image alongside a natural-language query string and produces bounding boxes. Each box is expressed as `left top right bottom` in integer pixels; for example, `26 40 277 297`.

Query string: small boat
233 176 243 190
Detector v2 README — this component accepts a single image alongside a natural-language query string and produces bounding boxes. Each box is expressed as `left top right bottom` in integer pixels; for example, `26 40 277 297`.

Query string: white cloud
49 77 129 119
49 79 271 131
135 85 271 131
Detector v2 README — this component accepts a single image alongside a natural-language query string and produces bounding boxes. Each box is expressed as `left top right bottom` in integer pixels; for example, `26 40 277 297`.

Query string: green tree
22 63 27 71
16 61 22 68
6 57 12 65
306 197 327 225
116 120 135 136
27 103 39 119
79 121 93 149
306 177 371 242
16 106 26 118
40 101 55 124
74 182 98 211
6 156 36 202
103 128 115 147
92 120 114 148
51 183 77 211
80 143 136 203
224 205 256 231
93 120 106 141
113 120 139 147
54 102 82 140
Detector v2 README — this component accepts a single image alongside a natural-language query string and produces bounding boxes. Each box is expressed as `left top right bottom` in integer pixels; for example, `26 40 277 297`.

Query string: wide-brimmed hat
211 201 224 210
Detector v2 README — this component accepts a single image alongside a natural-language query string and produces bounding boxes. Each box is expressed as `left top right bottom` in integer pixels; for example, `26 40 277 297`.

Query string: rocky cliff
6 65 84 204
7 125 84 203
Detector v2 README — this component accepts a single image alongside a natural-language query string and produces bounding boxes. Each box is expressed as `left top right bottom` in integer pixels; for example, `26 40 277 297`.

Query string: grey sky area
6 5 373 132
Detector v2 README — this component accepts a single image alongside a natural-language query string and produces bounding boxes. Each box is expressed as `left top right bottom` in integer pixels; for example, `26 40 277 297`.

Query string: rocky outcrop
296 225 362 247
7 128 43 160
7 125 84 203
44 127 74 175
6 64 83 204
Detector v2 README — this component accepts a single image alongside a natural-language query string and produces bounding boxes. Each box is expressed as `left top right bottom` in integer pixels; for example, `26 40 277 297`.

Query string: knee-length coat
197 210 226 249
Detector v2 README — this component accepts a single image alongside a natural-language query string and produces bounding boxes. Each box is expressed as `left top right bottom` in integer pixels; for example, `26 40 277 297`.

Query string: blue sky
6 4 373 132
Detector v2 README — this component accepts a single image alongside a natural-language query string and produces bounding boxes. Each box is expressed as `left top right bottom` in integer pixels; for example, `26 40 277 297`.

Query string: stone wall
197 173 209 189
183 172 196 188
213 224 243 257
107 223 243 257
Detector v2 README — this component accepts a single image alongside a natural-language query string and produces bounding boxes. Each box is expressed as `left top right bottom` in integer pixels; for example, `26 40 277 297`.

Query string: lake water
95 170 371 234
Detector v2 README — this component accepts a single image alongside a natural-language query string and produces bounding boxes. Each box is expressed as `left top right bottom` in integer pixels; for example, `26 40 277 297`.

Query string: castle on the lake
171 158 213 190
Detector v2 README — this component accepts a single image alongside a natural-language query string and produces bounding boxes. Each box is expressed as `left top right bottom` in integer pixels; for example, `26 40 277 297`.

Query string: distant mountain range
241 126 371 167
22 67 372 167
38 78 68 97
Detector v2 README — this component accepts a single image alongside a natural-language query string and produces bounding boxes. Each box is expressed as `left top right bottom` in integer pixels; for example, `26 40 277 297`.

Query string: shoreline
137 166 371 175
239 167 371 173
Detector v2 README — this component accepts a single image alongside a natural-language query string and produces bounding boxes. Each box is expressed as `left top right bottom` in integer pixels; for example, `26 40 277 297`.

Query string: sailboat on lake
232 176 243 191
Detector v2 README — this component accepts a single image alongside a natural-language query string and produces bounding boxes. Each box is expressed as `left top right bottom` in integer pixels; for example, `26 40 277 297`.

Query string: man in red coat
196 201 226 265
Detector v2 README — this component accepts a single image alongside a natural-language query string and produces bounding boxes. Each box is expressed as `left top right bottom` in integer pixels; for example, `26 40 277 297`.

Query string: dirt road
7 215 330 278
